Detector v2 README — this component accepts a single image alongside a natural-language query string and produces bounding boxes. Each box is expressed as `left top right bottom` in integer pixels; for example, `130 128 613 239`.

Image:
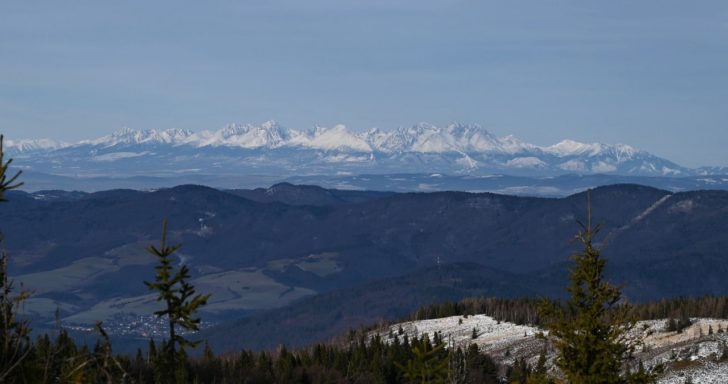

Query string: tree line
410 296 728 327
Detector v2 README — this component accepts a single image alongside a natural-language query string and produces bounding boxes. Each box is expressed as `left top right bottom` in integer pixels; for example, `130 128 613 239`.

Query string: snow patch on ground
658 362 728 384
505 157 546 168
374 316 728 382
92 151 150 162
379 315 539 350
375 314 548 369
610 194 672 236
670 199 696 214
592 161 617 173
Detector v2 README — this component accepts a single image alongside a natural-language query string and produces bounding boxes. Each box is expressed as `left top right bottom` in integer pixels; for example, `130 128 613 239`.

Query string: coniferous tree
666 318 678 332
464 343 498 383
0 247 31 382
526 348 553 384
90 321 129 382
677 315 692 333
396 336 450 384
145 219 210 384
508 357 530 384
539 190 655 384
0 135 31 382
0 135 22 202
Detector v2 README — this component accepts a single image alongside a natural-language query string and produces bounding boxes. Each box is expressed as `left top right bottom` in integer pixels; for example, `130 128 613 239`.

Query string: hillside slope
2 183 728 347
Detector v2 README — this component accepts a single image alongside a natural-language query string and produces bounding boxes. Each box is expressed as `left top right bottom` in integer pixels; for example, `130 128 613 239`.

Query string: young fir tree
145 219 210 384
0 135 32 382
0 135 22 202
508 357 531 384
395 336 450 384
539 190 655 384
98 321 130 381
525 348 553 384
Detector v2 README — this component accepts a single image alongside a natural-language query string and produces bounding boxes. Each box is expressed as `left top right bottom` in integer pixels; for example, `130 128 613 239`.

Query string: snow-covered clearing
373 315 728 382
378 314 540 350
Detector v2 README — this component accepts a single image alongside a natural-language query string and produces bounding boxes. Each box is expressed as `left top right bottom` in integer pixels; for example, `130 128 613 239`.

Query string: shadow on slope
202 262 556 352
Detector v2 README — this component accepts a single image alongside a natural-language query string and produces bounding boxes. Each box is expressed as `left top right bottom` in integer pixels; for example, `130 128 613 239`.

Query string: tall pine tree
539 190 654 384
145 219 210 384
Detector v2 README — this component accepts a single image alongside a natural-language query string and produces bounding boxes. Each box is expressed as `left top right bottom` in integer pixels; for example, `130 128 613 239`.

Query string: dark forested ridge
3 183 728 351
227 182 395 206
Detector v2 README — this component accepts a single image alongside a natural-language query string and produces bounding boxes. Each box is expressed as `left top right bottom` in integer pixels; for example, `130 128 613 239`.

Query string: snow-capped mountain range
4 121 716 178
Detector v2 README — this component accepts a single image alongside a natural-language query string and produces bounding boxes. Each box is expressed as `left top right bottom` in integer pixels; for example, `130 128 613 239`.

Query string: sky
1 0 727 167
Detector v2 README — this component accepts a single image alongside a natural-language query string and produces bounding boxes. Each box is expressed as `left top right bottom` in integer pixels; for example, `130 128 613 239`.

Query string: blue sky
1 0 726 167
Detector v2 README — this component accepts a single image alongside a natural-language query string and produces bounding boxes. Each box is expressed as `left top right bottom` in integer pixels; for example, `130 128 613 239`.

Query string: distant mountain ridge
5 121 704 177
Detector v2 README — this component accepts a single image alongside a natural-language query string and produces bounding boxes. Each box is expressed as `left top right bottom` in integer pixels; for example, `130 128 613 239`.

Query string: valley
3 182 728 351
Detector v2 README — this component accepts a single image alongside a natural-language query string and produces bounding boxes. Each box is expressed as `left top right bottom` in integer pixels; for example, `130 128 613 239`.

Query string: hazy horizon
2 1 727 167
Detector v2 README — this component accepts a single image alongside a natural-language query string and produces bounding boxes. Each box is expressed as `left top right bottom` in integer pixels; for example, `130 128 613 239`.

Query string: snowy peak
546 139 596 156
374 122 528 154
443 123 531 154
545 139 640 158
5 138 69 153
194 120 293 148
5 121 700 177
10 122 624 157
297 124 373 152
187 122 372 151
84 127 194 147
540 139 673 174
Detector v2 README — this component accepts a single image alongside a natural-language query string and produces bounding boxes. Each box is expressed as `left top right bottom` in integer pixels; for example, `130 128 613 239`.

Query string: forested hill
3 183 728 350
